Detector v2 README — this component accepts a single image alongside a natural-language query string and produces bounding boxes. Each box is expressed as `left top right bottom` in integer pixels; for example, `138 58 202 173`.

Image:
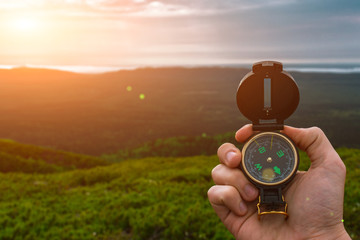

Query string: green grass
0 146 359 239
0 156 229 240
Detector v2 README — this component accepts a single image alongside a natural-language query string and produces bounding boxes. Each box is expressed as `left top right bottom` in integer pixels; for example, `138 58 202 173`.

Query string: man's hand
208 125 351 240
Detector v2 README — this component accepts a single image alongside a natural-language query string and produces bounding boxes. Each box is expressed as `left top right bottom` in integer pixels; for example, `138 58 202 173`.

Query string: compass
242 132 299 186
236 61 300 219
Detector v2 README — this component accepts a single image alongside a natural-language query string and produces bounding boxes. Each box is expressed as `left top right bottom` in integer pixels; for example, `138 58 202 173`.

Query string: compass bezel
241 132 299 187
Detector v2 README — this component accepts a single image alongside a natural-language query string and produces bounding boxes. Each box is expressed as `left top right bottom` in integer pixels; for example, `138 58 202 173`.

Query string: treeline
102 132 238 162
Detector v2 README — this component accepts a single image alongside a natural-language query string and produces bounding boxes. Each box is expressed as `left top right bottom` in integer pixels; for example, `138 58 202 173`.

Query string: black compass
236 61 300 219
242 132 299 186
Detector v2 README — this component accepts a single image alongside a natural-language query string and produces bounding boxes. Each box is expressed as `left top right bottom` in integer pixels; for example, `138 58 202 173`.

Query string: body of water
1 63 360 74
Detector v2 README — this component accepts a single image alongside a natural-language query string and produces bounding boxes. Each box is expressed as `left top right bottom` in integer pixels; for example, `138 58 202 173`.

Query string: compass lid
236 61 299 131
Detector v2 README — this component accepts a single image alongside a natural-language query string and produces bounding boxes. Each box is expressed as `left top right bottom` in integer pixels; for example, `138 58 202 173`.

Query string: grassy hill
0 140 359 239
0 139 109 173
0 67 359 155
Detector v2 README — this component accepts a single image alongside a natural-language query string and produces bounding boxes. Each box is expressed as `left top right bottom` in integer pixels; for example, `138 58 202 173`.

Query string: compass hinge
253 123 284 131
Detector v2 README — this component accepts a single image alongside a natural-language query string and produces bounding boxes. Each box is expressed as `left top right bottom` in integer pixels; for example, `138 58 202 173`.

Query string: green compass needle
273 166 281 174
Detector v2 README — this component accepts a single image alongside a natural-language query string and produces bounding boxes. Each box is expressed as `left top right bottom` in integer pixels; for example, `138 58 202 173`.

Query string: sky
0 0 359 67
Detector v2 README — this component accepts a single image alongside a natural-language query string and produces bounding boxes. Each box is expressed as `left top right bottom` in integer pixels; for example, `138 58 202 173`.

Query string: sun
12 17 39 32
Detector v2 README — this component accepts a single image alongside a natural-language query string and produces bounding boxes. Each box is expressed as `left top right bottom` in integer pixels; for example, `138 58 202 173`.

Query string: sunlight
12 17 39 32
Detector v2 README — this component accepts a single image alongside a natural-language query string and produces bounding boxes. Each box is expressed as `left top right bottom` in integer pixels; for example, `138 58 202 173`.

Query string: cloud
125 1 193 17
0 0 297 18
1 0 359 65
87 0 297 16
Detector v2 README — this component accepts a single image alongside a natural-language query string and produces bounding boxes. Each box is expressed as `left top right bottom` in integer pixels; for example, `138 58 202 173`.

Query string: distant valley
0 67 359 155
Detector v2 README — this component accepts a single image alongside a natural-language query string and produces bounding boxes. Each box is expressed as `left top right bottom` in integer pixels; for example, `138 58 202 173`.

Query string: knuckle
306 126 327 148
207 186 217 199
309 126 324 137
221 186 235 199
217 143 235 156
207 185 234 203
228 171 240 184
217 143 227 156
211 164 223 179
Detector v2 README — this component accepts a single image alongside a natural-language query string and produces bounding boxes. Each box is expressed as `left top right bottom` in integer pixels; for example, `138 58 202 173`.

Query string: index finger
235 124 257 143
217 124 255 168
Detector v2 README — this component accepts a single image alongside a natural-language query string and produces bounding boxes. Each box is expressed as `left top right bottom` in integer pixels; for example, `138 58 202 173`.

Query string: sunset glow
12 17 39 32
0 0 359 67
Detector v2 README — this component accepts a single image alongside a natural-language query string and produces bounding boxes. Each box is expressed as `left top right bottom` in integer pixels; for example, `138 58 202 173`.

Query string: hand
208 125 351 240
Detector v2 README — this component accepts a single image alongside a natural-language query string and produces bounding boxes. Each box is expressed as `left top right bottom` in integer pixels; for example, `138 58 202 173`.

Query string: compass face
242 132 298 186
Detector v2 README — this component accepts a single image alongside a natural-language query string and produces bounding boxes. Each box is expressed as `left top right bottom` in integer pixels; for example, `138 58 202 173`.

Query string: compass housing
238 61 300 187
236 61 299 131
241 132 299 187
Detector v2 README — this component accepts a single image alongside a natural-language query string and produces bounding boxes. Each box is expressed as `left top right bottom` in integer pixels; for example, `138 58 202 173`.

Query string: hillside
0 142 359 239
102 132 237 162
0 139 109 173
0 67 359 155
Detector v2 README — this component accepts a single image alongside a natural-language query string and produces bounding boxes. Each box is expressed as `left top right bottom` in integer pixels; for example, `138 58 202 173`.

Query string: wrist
333 230 351 240
313 226 351 240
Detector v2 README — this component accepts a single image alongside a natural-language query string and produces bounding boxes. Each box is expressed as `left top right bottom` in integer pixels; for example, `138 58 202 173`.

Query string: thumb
281 126 344 170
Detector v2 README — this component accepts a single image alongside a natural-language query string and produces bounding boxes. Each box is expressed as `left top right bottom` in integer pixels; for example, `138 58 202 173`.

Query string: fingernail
226 151 236 163
244 184 258 198
239 201 247 214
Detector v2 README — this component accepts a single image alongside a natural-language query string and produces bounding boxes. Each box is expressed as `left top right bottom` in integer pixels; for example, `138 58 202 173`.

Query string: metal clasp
257 195 288 220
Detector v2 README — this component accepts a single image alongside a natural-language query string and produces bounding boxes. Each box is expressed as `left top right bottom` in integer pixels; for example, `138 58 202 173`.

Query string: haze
0 0 359 67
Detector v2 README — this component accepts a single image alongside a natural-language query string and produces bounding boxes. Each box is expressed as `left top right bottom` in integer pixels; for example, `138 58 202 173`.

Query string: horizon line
1 63 360 74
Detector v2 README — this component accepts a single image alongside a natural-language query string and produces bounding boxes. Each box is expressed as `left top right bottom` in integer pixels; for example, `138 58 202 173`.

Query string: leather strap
257 188 288 219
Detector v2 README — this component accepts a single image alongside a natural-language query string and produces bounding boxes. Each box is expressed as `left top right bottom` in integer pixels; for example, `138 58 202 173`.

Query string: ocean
0 63 360 74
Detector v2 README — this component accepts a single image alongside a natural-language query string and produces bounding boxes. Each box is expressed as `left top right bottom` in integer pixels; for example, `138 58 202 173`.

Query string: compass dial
242 132 299 186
